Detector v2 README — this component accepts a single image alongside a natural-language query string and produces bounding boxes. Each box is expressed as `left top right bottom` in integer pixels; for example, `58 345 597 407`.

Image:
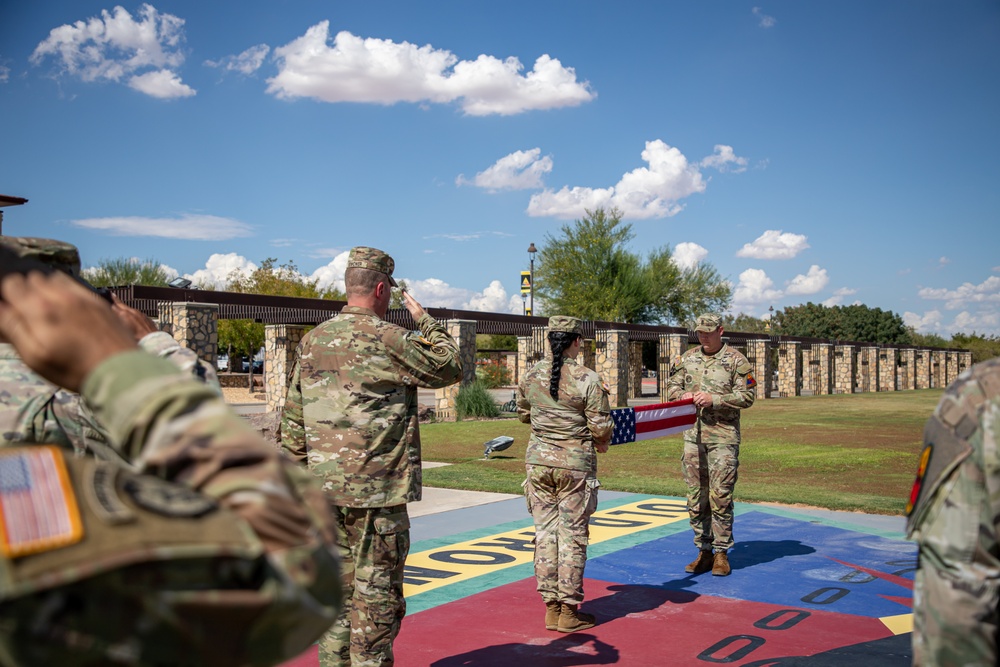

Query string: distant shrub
455 382 501 420
475 360 512 389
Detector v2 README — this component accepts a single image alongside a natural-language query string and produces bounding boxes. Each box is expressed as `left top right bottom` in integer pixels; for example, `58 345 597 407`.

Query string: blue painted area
584 510 916 618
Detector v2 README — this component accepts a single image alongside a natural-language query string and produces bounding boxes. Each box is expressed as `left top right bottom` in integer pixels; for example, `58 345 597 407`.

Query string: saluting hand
402 290 427 322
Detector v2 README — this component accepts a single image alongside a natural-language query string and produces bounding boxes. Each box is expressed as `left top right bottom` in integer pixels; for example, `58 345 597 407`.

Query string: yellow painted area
404 498 687 597
880 612 913 635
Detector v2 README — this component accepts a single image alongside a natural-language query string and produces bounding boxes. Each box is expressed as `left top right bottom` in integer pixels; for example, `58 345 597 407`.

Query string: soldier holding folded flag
666 313 756 577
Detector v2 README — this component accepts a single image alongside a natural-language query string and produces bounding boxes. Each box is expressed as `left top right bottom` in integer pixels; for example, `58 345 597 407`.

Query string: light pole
527 242 537 316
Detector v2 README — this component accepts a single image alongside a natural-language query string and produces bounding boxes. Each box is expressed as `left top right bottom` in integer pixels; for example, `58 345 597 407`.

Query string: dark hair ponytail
548 331 580 400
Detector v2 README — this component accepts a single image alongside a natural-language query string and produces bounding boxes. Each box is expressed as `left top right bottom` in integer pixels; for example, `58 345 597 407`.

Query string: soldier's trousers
681 440 739 551
524 465 600 605
320 504 410 667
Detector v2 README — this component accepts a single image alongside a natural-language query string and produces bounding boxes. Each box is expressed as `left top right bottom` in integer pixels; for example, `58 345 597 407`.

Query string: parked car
217 355 229 371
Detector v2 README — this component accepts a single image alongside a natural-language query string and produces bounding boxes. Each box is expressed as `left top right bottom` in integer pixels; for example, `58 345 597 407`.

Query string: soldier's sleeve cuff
137 330 179 356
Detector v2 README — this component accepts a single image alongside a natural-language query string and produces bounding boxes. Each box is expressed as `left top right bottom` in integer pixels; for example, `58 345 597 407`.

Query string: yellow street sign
520 271 531 294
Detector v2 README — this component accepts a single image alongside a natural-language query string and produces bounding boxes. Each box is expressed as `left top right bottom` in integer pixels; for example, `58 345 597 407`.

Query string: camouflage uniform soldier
516 316 612 633
0 236 220 460
280 246 462 667
665 313 756 577
907 358 1000 666
0 267 341 667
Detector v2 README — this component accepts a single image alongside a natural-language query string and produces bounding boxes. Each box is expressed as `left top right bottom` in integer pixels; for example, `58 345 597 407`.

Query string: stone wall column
435 320 477 421
800 347 816 394
959 351 973 375
658 333 687 402
858 346 879 392
581 338 596 372
900 349 916 390
915 350 931 389
595 329 630 407
777 341 801 397
945 352 959 386
931 351 946 388
157 302 218 366
834 345 856 394
746 339 772 400
264 325 305 412
878 348 897 392
815 343 833 395
629 341 644 399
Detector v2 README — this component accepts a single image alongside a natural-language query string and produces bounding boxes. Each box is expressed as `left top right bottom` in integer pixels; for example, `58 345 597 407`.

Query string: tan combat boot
685 550 714 574
557 603 597 633
712 550 731 576
544 601 562 631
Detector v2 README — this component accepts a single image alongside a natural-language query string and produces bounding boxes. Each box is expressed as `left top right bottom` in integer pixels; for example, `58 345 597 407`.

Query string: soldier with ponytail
516 316 613 633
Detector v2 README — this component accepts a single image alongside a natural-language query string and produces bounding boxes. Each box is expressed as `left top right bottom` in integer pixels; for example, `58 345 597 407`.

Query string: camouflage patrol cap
346 246 398 286
0 236 81 278
548 315 582 335
694 313 722 332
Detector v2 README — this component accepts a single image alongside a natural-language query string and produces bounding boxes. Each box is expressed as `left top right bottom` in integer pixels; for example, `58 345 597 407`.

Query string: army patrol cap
346 246 398 287
0 236 82 278
548 315 582 335
694 313 723 332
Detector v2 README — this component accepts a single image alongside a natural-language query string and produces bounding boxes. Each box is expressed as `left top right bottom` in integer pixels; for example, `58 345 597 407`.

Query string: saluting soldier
281 246 463 667
665 313 756 576
0 261 341 666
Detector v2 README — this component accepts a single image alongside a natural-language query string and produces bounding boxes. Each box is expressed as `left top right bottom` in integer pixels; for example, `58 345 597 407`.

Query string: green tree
217 258 345 374
774 302 913 344
722 313 771 334
908 329 950 348
534 208 731 324
84 257 172 287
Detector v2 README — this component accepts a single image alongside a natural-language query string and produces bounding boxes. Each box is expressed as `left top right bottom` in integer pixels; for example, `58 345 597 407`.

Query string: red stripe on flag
631 399 697 440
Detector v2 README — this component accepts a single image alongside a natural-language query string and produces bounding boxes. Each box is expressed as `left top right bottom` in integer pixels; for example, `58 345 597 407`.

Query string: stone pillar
777 341 801 397
800 347 815 394
858 347 879 393
595 329 630 407
931 351 946 388
959 350 973 375
746 339 772 400
815 343 833 395
658 333 687 402
157 302 218 365
878 348 897 392
945 352 959 386
915 350 931 389
834 345 856 394
900 348 917 390
435 320 477 421
264 325 305 412
629 341 644 399
581 338 597 372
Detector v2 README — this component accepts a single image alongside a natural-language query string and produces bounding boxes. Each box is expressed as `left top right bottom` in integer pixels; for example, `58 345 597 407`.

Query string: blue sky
2 1 998 336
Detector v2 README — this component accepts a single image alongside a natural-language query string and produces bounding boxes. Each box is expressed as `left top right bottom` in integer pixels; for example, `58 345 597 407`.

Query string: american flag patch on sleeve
610 398 698 445
0 446 83 558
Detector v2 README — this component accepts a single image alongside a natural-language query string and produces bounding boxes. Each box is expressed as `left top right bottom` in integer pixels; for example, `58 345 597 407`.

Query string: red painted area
277 577 896 667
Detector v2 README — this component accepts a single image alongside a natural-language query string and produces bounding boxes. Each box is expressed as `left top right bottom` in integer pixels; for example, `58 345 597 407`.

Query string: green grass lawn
420 389 944 516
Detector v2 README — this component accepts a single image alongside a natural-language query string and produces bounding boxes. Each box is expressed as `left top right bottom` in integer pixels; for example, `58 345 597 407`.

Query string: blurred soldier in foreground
517 316 612 633
907 357 1000 666
281 246 462 667
0 268 341 666
665 313 756 577
0 236 219 459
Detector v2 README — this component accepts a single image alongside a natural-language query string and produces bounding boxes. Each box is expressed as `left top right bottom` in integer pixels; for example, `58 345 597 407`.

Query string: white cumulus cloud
753 7 777 28
71 214 254 240
185 253 257 289
204 44 270 75
918 275 1000 309
737 230 810 260
672 242 708 271
699 145 748 173
310 251 351 294
821 287 858 307
731 268 783 311
30 4 195 99
266 24 595 116
527 140 711 220
785 265 829 296
458 148 552 191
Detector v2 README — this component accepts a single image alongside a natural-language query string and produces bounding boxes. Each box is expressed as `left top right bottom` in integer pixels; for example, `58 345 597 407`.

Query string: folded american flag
610 398 697 445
